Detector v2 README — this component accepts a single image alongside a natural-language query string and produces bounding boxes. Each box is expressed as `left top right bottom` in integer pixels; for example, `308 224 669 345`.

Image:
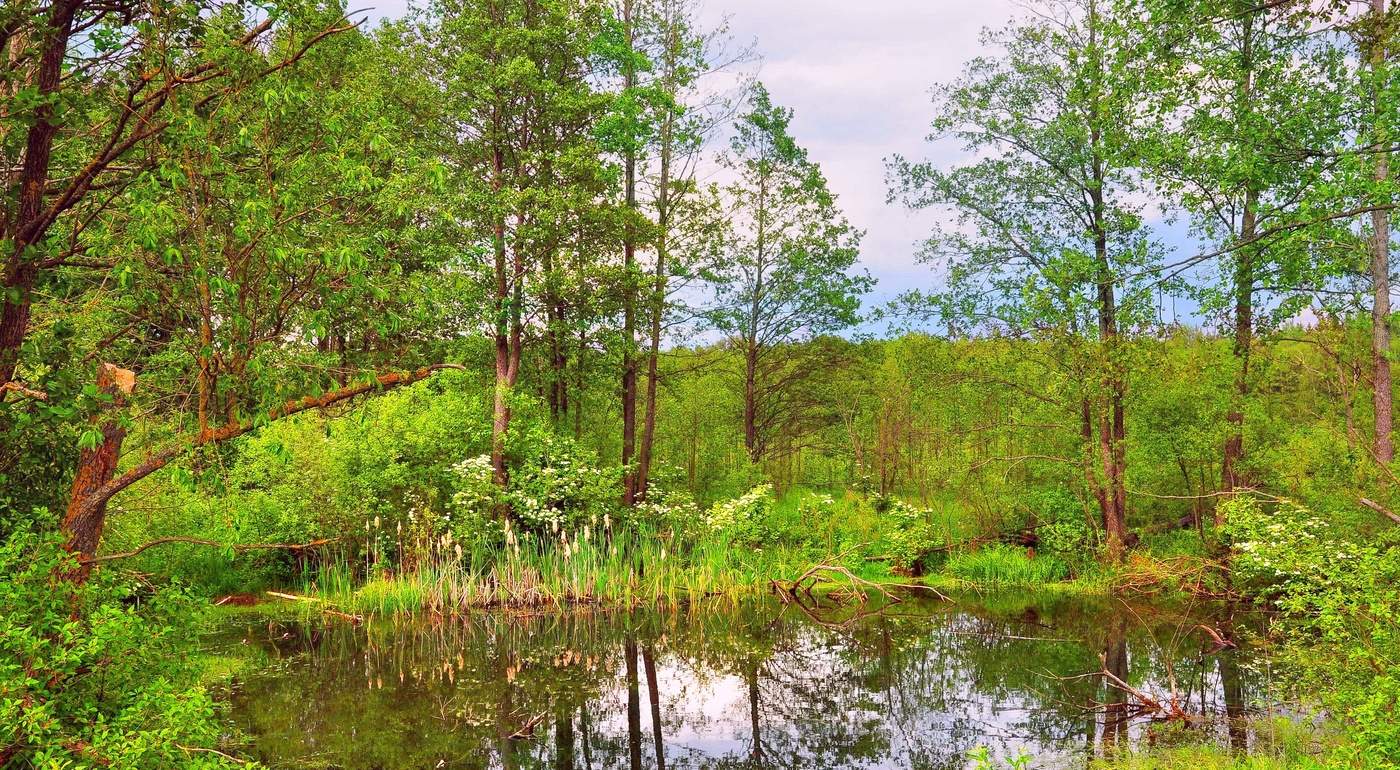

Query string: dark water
215 593 1278 769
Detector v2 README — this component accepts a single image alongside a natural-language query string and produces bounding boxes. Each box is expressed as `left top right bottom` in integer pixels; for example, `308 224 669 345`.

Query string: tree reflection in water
220 595 1273 769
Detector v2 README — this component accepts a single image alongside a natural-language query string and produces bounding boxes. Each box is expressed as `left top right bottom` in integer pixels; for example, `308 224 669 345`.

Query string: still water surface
217 593 1276 769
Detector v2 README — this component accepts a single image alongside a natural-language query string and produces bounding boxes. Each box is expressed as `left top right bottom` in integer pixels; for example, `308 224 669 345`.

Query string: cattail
454 543 463 560
374 515 381 529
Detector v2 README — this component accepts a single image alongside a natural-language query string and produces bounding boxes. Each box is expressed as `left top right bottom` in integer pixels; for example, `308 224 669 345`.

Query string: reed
299 522 808 616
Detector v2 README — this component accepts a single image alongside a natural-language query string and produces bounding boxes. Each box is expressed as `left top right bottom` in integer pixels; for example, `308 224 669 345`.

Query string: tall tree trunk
620 0 640 506
637 100 676 502
1222 196 1256 499
1093 207 1127 559
0 0 81 386
544 246 563 422
1223 15 1259 498
1088 0 1127 560
491 140 514 498
744 343 760 463
61 364 136 581
1371 0 1394 466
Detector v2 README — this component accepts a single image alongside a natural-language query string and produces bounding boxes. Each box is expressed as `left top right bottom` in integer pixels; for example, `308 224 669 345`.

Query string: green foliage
0 518 242 768
1220 497 1400 766
1219 497 1358 595
967 746 1032 770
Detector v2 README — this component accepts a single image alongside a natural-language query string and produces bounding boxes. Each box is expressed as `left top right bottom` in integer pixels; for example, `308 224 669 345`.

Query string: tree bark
491 138 516 496
0 0 81 386
61 363 135 580
637 76 676 502
1222 193 1256 500
1223 15 1259 499
1088 0 1127 560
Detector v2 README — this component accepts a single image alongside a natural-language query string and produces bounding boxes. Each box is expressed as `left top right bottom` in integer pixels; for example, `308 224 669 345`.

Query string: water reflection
219 595 1273 769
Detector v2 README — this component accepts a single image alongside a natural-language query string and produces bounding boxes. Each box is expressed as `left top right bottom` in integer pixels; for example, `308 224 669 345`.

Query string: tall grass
945 544 1069 585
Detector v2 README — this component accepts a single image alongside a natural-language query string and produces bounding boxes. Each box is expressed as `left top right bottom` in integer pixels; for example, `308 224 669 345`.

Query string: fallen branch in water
775 546 953 608
1194 624 1238 653
265 590 363 624
508 712 548 739
81 537 336 565
773 545 897 606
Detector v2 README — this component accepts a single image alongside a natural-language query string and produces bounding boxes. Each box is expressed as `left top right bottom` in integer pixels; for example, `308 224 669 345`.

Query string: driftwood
1058 657 1198 723
770 548 952 632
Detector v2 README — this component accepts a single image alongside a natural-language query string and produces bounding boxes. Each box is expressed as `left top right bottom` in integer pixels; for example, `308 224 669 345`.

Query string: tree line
2 0 1399 575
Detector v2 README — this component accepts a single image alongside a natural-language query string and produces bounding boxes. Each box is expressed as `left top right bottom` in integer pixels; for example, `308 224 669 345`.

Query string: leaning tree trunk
61 364 136 581
58 365 460 582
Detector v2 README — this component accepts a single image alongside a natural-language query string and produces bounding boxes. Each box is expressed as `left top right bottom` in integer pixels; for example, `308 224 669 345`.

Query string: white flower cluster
705 484 773 533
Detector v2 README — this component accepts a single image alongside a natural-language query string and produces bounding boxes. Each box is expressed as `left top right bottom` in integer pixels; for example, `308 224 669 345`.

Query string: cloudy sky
689 0 1023 306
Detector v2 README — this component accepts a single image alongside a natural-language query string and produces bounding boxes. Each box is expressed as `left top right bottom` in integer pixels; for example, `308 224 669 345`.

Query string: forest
2 0 1400 768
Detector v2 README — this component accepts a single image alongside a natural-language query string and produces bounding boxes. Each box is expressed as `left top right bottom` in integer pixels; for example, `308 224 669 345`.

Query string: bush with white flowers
705 484 774 544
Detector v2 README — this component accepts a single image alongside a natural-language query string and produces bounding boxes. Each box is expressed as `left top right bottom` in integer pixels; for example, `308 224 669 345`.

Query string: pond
214 592 1279 769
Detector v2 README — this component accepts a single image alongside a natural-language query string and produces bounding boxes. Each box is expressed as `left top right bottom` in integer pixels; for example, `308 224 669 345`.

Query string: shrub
879 499 941 573
0 516 242 768
1221 496 1400 765
705 484 775 545
1025 486 1096 569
